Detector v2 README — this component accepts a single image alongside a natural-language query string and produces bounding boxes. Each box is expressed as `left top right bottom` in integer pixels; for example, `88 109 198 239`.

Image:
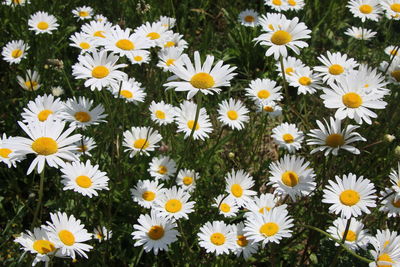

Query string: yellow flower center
342 92 363 108
115 39 135 50
272 0 282 6
271 30 292 45
0 148 12 158
259 206 271 214
257 89 270 99
328 64 344 75
155 110 166 119
91 65 110 78
187 120 199 130
166 59 175 66
210 233 225 246
32 240 55 254
120 90 133 99
182 176 193 185
384 240 390 248
158 165 168 175
79 11 89 17
392 3 400 12
392 199 400 208
31 137 58 155
147 225 164 240
164 41 176 48
288 0 296 6
339 189 360 206
227 110 238 120
77 145 87 152
281 171 299 187
299 76 312 86
283 133 294 143
134 56 143 62
220 203 231 213
237 235 248 247
11 49 22 58
37 21 49 30
142 191 155 201
58 230 75 246
190 72 215 89
75 175 92 188
25 80 38 89
285 67 294 75
147 32 161 40
244 15 255 22
94 31 105 38
359 4 373 14
260 222 279 237
37 109 53 122
165 199 182 213
343 230 357 242
263 106 274 112
231 184 243 197
79 42 90 49
325 133 344 147
377 253 394 266
391 70 400 82
74 111 91 122
133 138 149 149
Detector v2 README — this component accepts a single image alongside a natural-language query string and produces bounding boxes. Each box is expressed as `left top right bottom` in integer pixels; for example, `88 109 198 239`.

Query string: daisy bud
383 134 396 143
228 152 235 158
394 146 400 157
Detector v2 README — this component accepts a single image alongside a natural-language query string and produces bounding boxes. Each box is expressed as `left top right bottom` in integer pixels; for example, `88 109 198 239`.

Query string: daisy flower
369 230 400 267
357 64 389 96
381 0 400 19
162 33 188 49
17 69 41 91
174 101 213 140
347 0 382 22
197 221 236 255
51 86 64 97
0 134 24 168
225 169 257 207
128 50 151 65
212 194 239 218
254 16 311 60
264 0 289 12
72 49 127 91
238 9 259 27
271 122 304 153
380 58 400 84
268 155 316 201
158 16 176 29
81 20 113 39
389 163 400 201
123 126 162 157
306 117 366 156
44 212 92 259
288 66 323 95
244 205 293 247
275 56 305 77
93 14 108 23
154 186 195 220
93 226 112 242
69 32 99 54
13 120 81 174
164 51 237 99
286 0 305 11
21 94 64 123
314 51 358 85
131 211 179 255
344 27 377 40
157 47 184 71
327 218 370 251
244 193 279 216
60 160 109 198
232 222 259 259
148 155 177 181
108 77 146 104
322 173 377 219
258 13 287 32
257 102 283 118
380 188 400 217
2 40 29 64
245 78 283 105
217 98 250 130
72 6 93 20
149 100 176 125
4 0 29 6
130 179 165 209
61 96 107 129
134 21 173 48
176 168 200 192
28 11 59 35
385 45 400 57
72 136 96 157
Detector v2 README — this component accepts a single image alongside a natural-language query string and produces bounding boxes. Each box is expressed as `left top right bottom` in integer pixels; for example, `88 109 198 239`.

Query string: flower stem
279 55 290 101
32 168 45 228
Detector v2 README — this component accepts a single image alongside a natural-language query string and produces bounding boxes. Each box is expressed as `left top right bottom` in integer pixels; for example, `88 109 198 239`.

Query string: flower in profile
2 40 29 64
162 33 188 49
231 222 259 259
379 188 400 217
72 6 93 21
157 16 176 29
380 57 400 85
264 0 289 12
389 162 400 201
257 102 283 118
286 0 305 11
347 0 382 22
4 0 30 6
344 26 377 40
197 221 236 255
157 47 184 71
272 123 304 153
17 69 41 91
326 218 370 251
72 136 96 157
28 11 59 34
238 9 259 27
69 32 99 54
148 155 177 181
275 56 305 77
21 94 64 123
244 193 279 217
81 20 113 39
164 51 237 99
217 98 250 130
123 126 162 157
131 179 165 209
108 77 146 104
225 169 257 207
93 226 112 242
368 230 400 267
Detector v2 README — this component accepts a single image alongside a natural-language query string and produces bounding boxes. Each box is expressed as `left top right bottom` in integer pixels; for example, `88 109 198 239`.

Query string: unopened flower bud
395 146 400 157
384 134 396 143
228 152 235 158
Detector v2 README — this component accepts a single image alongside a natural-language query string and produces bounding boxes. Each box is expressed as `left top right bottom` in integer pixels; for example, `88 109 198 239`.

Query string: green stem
330 218 352 267
279 55 289 101
32 168 45 228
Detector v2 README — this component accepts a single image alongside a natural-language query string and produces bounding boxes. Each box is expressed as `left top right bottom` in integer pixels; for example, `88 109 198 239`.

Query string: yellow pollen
0 148 12 158
96 233 103 240
343 230 357 242
392 3 400 12
299 76 312 86
147 225 164 240
134 56 143 61
33 240 55 254
339 189 360 206
342 92 362 108
391 70 400 82
325 134 344 148
94 31 105 38
244 15 255 22
11 49 23 58
281 171 299 187
74 111 91 122
77 145 87 152
187 120 199 130
58 230 75 246
13 0 22 4
37 109 53 122
263 106 274 112
210 233 225 246
116 39 135 50
91 65 109 78
75 175 92 188
120 90 133 99
133 138 149 149
283 133 294 143
190 72 215 89
79 11 89 17
164 41 176 47
158 165 168 175
147 32 161 40
220 203 231 213
24 80 38 90
182 176 193 185
231 184 243 197
37 21 49 30
31 137 58 155
79 42 90 49
165 199 182 213
142 191 155 201
359 4 373 14
237 235 248 247
272 0 282 6
227 110 238 120
155 110 166 119
377 253 394 266
288 0 296 6
166 59 175 66
259 206 271 214
328 64 344 75
260 222 279 237
271 30 292 45
257 89 270 99
285 67 294 75
392 199 400 208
